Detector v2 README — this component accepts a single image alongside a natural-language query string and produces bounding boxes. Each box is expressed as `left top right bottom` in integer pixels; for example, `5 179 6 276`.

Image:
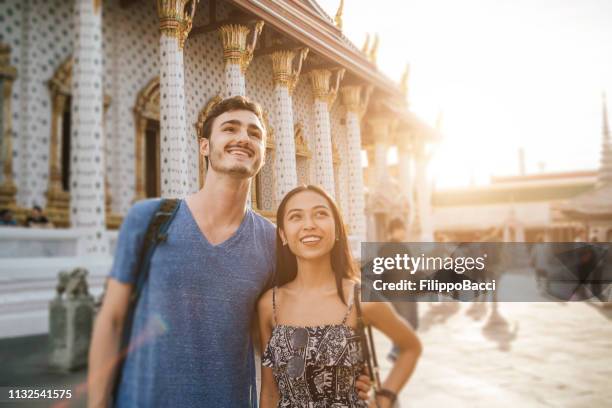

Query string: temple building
0 0 438 337
561 93 612 241
432 94 612 243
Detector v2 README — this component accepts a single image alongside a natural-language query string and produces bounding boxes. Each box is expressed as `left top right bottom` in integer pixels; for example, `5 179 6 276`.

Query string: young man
88 96 370 407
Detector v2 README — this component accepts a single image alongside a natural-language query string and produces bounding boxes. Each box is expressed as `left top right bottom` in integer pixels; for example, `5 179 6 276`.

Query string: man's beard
208 139 262 177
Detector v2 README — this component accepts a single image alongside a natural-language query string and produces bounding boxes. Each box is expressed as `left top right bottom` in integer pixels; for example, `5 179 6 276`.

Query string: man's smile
226 146 254 158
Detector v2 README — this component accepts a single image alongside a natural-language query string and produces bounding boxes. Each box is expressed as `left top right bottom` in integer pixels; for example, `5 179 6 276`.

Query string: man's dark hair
33 205 42 212
199 95 265 140
387 218 405 233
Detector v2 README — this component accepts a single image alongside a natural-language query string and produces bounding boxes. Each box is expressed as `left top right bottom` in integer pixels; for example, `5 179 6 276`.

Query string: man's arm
87 279 132 408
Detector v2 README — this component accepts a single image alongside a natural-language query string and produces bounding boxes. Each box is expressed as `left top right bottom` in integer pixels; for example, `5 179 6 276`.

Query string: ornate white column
340 85 371 239
69 0 107 254
413 137 434 241
218 22 264 97
270 48 308 204
397 132 415 228
309 68 344 196
157 0 196 198
367 116 393 184
335 139 348 215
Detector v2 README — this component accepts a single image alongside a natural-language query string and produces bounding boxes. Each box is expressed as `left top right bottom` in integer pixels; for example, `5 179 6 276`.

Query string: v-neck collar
183 199 251 249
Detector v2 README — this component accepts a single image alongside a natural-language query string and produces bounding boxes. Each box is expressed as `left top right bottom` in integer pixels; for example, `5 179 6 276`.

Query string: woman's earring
282 241 288 246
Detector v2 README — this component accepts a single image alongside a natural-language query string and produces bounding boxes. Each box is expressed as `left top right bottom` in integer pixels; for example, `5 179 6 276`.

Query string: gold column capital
218 20 264 74
367 115 396 145
341 85 372 118
270 48 308 94
157 0 198 49
309 68 345 108
395 130 414 153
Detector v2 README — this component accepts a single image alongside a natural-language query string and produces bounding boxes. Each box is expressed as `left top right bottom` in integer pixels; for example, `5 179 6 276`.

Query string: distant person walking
378 218 419 362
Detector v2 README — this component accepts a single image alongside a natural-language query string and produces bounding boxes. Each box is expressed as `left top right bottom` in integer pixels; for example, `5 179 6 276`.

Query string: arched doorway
134 77 161 200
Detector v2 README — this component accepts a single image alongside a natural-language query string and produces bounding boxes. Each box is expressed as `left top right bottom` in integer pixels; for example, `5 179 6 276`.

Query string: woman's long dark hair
275 185 356 305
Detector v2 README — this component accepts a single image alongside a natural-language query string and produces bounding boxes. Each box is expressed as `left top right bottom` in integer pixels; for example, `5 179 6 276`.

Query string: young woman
258 185 422 408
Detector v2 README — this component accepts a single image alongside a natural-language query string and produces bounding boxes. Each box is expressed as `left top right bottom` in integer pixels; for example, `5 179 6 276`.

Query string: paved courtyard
380 301 612 408
1 301 610 407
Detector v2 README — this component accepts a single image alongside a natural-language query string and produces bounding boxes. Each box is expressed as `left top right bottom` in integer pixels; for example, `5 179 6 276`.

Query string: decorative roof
294 0 336 26
561 185 612 219
432 183 594 207
228 0 402 98
492 170 597 184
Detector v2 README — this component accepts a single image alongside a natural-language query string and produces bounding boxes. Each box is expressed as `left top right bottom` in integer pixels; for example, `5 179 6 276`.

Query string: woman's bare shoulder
258 287 275 317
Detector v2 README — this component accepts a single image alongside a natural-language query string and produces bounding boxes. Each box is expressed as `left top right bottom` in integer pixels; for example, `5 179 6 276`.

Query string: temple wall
246 55 276 211
0 0 160 214
184 31 225 193
0 0 350 218
0 0 74 208
0 0 24 188
103 1 159 214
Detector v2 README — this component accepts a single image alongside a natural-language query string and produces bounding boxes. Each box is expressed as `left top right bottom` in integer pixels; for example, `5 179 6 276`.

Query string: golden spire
334 0 344 30
361 33 370 54
369 33 379 64
400 63 410 98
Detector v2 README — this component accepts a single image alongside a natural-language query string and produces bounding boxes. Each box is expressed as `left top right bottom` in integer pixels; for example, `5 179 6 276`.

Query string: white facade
0 0 437 337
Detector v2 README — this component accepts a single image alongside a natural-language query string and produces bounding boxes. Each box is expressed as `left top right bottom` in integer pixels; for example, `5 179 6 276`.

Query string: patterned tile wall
184 29 225 194
104 1 159 214
246 53 276 211
0 0 73 208
296 156 309 185
0 0 327 216
103 0 119 212
292 78 315 185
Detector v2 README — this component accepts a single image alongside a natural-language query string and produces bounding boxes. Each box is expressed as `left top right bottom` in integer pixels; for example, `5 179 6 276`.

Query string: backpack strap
131 199 181 303
113 198 180 401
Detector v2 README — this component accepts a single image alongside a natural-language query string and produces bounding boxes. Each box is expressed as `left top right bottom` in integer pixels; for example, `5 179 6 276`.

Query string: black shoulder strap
112 198 180 401
130 198 180 303
354 283 382 395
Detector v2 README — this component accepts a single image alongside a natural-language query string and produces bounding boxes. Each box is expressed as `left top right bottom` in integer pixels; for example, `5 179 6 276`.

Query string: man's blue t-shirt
110 199 276 407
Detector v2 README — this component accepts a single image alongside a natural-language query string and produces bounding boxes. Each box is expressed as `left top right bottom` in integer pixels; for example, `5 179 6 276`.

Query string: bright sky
318 0 612 188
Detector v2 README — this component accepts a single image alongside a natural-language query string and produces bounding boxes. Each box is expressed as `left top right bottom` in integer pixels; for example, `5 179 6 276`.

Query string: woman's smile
300 235 322 245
